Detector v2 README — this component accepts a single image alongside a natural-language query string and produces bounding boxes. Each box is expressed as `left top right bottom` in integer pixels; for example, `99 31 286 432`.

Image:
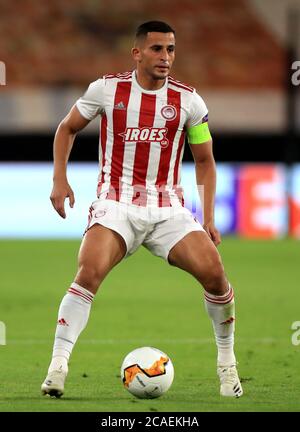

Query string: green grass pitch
0 238 299 412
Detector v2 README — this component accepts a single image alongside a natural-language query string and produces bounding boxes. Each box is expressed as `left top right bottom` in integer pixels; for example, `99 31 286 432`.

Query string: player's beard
150 67 170 81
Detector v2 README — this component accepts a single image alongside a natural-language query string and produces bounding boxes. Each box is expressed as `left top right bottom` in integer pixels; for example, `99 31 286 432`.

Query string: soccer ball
121 347 174 399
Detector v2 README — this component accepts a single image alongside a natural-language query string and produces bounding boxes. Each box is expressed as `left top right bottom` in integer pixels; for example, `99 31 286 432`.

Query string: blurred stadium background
0 0 299 239
1 0 300 413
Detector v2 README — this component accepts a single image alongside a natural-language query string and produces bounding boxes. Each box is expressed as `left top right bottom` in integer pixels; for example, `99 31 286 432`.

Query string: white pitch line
4 337 282 345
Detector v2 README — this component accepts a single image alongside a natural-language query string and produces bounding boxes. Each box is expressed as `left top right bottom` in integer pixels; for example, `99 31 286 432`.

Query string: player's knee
201 258 227 296
76 261 107 292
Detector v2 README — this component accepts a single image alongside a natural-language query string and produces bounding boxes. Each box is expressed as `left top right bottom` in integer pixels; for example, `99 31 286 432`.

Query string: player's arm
188 125 221 246
50 78 104 218
50 105 90 218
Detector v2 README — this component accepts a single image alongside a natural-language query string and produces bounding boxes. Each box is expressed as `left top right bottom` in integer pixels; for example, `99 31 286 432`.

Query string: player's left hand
203 221 221 247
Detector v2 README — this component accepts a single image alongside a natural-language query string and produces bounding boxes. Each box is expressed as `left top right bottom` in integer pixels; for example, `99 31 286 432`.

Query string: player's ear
132 47 142 62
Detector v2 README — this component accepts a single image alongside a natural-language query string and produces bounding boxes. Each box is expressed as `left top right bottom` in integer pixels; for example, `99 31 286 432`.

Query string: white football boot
217 364 243 397
41 369 67 398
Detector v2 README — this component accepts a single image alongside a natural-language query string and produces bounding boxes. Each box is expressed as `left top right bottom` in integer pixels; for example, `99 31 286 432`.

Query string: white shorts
85 199 204 261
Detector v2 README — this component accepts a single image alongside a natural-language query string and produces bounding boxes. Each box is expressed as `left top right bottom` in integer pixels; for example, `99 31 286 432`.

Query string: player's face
133 32 175 81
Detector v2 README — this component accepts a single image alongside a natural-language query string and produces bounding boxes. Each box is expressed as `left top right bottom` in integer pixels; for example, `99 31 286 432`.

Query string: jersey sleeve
186 91 211 144
186 90 209 127
76 78 105 120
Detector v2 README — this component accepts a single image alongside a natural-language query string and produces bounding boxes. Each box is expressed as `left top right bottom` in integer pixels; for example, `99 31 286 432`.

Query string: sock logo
123 356 169 387
221 317 235 325
57 318 69 326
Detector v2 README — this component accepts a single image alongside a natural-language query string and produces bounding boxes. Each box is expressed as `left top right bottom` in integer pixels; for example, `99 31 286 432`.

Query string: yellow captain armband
186 122 212 144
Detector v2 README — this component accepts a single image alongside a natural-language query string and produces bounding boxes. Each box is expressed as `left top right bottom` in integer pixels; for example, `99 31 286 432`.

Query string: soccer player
41 21 243 398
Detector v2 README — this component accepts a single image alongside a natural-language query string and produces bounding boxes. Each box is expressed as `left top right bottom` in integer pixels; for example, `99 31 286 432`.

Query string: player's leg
75 223 127 293
41 224 126 397
168 230 227 293
168 230 242 397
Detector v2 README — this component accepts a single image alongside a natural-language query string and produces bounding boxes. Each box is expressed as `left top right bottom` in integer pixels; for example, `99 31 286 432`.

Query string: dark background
0 132 294 163
1 0 299 166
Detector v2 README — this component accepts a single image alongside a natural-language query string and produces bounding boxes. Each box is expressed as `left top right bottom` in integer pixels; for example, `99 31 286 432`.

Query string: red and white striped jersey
76 70 208 207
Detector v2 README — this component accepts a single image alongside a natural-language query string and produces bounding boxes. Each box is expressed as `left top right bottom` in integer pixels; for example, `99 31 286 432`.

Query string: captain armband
186 122 212 144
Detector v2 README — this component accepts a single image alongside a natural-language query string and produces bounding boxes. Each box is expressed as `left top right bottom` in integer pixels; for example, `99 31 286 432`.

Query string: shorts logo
161 105 177 121
119 127 169 148
95 210 107 218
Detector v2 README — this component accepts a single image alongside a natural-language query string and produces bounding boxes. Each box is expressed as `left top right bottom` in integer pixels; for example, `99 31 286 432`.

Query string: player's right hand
50 179 75 219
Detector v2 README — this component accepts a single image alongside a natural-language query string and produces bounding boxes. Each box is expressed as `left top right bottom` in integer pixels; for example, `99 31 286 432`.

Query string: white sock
48 282 94 374
204 284 236 367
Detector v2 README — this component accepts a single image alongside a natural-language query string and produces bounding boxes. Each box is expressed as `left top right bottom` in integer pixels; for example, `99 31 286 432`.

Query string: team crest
161 105 177 121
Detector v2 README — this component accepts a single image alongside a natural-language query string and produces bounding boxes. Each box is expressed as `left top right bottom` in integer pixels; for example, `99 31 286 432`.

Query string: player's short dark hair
135 21 175 40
